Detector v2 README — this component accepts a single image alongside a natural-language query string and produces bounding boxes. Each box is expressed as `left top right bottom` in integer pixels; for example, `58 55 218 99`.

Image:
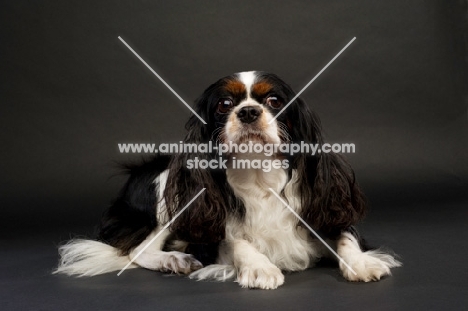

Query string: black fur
98 155 171 255
164 76 246 243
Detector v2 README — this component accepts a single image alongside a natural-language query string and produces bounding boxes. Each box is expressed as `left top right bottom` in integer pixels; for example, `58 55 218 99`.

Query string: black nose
237 106 262 124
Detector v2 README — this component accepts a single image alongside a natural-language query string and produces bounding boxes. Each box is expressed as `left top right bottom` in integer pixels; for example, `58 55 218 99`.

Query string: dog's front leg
336 230 401 282
227 239 284 289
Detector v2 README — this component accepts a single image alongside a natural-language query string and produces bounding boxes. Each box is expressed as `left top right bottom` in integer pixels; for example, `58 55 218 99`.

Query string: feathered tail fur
53 239 136 277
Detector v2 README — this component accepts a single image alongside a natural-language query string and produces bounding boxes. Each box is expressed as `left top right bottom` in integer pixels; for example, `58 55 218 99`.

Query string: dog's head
165 71 366 242
186 71 320 149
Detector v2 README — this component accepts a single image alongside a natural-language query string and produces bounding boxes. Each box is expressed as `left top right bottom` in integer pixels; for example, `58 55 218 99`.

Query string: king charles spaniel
55 71 401 289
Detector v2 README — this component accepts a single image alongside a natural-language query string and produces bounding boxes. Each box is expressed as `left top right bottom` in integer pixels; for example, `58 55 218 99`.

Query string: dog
54 71 401 289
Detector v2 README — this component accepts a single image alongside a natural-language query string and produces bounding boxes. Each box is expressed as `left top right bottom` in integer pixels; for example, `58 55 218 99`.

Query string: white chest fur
225 164 318 271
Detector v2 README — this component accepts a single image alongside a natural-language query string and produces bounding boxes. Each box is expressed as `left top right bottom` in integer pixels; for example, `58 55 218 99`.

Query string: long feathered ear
163 87 241 243
288 98 367 236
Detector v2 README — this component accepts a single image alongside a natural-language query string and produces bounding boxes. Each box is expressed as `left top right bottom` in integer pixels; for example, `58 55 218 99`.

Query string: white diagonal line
269 37 356 124
118 36 207 125
268 188 357 276
117 188 206 276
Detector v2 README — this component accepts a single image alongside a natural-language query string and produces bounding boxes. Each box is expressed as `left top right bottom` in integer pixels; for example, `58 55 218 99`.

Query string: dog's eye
217 99 234 114
266 96 283 109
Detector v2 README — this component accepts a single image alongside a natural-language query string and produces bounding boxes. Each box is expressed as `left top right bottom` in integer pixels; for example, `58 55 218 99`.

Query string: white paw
159 252 203 275
340 251 401 282
236 263 285 289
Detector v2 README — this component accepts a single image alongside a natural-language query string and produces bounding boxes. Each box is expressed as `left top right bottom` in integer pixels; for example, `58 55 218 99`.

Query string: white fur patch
225 167 319 272
155 169 170 224
189 264 237 281
190 166 319 289
134 251 202 274
237 261 285 290
337 232 402 282
54 239 136 277
130 228 202 274
238 71 257 96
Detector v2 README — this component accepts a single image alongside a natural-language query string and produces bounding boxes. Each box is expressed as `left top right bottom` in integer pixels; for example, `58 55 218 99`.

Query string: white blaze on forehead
237 71 257 97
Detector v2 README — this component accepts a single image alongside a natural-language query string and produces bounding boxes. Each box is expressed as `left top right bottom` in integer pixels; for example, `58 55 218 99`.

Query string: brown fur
251 82 273 97
224 80 247 97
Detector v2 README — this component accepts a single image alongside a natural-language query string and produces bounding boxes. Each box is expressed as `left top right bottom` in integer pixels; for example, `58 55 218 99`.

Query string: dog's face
192 71 306 149
213 71 290 146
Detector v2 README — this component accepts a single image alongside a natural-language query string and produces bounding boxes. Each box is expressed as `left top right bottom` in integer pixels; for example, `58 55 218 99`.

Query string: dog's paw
340 250 401 282
159 251 203 275
236 263 284 289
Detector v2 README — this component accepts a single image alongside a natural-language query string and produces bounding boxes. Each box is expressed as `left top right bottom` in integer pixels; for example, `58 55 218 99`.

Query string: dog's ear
301 152 367 235
164 88 241 243
287 98 367 236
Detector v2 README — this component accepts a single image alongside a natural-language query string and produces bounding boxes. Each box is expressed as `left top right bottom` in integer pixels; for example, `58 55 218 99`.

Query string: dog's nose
237 106 262 124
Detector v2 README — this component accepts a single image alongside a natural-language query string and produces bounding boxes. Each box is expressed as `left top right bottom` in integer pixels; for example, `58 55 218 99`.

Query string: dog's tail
53 239 137 277
189 264 236 282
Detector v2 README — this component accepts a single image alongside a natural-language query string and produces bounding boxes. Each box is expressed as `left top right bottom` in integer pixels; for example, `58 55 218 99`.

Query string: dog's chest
226 168 314 270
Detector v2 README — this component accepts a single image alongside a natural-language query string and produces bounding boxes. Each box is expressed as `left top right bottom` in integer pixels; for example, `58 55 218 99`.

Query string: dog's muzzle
237 106 263 124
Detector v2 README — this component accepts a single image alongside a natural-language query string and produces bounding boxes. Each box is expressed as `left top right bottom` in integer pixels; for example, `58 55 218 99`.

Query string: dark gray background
1 0 467 310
